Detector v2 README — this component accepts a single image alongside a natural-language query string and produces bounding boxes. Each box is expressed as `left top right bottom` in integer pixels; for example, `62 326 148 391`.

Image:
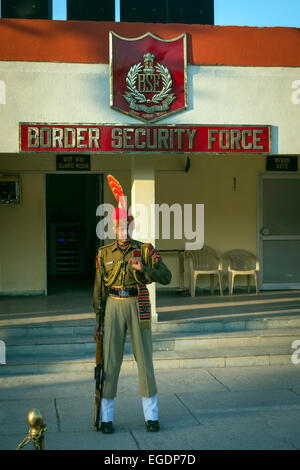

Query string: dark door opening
46 174 102 294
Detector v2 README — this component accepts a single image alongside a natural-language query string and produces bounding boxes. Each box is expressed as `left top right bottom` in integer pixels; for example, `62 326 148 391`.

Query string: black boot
100 421 114 433
145 420 160 432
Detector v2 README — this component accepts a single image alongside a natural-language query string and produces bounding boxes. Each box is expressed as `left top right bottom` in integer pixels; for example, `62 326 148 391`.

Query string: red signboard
20 124 271 154
110 32 187 123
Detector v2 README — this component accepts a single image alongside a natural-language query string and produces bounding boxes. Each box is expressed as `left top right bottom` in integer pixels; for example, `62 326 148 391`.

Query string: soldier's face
114 222 129 241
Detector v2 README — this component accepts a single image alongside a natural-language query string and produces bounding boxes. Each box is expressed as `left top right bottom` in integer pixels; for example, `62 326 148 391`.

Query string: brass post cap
27 408 44 429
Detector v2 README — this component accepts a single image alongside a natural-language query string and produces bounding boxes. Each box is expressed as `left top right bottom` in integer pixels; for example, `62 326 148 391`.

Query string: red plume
107 174 126 211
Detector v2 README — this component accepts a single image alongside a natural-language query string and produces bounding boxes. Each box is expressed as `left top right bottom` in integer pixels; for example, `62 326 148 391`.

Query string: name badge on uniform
105 261 114 265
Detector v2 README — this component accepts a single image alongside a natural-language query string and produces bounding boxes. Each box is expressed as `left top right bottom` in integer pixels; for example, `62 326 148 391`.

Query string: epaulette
95 241 116 268
140 242 162 265
100 240 116 250
97 241 116 253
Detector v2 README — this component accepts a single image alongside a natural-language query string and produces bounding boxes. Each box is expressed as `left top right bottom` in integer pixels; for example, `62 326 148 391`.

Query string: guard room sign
19 123 271 154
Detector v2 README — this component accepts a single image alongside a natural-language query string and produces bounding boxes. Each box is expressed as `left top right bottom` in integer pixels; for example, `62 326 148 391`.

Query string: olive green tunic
93 239 172 324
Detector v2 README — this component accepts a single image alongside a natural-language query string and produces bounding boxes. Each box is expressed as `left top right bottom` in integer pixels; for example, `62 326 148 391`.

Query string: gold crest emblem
123 52 176 114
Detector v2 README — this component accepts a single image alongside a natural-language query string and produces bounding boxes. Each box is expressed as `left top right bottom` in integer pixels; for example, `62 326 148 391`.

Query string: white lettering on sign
111 127 197 150
208 129 264 151
21 124 270 153
27 127 101 149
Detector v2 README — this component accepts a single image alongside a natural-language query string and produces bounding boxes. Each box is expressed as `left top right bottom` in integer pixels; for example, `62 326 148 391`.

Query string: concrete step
1 312 300 340
1 328 298 375
3 327 300 356
0 342 294 376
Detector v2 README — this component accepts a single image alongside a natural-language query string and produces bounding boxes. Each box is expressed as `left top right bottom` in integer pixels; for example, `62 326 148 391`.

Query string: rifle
94 307 104 431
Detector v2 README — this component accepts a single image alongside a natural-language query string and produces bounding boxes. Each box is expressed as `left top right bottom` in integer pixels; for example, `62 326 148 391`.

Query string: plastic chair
185 246 223 296
223 249 259 295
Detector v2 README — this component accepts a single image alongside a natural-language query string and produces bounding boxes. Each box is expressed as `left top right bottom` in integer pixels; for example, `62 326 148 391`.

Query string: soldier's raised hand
129 256 144 272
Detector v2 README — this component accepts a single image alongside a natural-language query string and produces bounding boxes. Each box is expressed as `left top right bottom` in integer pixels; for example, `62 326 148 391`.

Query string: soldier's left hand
129 257 144 271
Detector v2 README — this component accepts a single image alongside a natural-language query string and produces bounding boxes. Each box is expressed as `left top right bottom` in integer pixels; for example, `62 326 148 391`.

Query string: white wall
0 61 299 154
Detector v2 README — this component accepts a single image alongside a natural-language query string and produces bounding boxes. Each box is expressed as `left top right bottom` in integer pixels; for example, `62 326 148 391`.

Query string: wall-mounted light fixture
0 175 21 204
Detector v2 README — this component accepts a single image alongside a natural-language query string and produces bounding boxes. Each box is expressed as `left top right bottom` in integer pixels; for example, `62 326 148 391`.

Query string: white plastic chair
223 249 259 295
185 246 223 297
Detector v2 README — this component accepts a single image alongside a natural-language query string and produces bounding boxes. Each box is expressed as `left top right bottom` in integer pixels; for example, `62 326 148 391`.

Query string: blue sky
16 0 300 27
214 0 300 27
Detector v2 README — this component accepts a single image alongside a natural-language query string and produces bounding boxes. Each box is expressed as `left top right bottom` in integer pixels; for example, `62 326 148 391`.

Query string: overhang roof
0 18 299 66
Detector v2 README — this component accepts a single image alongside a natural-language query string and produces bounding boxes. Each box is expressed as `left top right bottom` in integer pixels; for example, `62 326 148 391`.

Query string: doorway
46 174 103 294
258 173 300 289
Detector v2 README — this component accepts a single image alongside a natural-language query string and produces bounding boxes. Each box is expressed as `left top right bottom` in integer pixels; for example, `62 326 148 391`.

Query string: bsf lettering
138 73 162 93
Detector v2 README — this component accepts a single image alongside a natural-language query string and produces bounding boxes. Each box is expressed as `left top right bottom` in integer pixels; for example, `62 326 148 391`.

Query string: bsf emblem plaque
110 31 187 123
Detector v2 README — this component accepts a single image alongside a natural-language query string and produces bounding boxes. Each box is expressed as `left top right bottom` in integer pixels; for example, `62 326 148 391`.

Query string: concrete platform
1 282 300 325
2 365 300 450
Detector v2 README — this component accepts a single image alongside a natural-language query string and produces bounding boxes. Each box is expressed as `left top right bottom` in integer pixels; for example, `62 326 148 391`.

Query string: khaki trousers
102 296 157 398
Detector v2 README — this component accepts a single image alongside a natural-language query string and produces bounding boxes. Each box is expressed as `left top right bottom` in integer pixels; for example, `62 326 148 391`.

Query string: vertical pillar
131 156 157 322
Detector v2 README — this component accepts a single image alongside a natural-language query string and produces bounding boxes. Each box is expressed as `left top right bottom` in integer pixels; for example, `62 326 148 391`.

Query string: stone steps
1 311 300 339
1 327 298 375
1 300 300 375
3 326 300 353
1 343 294 375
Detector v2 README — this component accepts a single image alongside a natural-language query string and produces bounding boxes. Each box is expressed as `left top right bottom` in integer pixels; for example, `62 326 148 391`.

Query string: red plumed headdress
107 174 134 226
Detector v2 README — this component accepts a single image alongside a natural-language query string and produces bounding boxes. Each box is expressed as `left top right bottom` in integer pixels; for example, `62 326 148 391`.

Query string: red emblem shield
110 32 187 123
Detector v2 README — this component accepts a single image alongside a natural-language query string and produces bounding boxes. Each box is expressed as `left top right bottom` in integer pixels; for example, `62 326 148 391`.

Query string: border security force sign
110 31 187 123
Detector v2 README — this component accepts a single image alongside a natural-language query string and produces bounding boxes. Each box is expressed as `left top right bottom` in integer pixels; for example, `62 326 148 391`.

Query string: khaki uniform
93 239 172 399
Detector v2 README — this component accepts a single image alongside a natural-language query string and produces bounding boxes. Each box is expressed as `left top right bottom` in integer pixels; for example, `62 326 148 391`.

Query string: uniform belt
108 286 138 298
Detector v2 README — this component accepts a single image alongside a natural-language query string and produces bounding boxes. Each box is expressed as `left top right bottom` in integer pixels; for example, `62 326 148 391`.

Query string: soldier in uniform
93 175 172 434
